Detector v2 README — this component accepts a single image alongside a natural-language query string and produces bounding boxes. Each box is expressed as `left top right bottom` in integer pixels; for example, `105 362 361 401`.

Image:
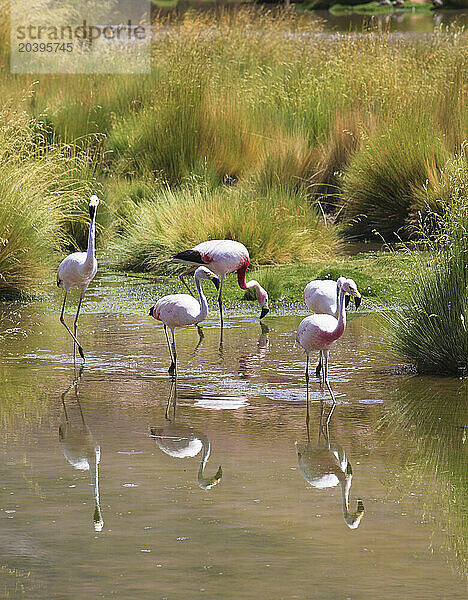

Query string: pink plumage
173 239 269 325
296 277 361 417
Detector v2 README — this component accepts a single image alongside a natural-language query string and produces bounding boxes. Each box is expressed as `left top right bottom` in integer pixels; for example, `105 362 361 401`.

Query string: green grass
388 195 468 375
341 116 451 241
0 107 95 299
135 248 422 307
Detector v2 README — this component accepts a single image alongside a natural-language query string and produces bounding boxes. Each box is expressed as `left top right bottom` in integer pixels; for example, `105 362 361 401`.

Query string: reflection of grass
382 379 467 578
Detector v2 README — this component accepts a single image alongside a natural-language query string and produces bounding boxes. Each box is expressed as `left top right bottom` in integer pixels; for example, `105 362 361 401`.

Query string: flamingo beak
260 305 269 319
212 276 220 291
354 295 361 309
148 307 154 317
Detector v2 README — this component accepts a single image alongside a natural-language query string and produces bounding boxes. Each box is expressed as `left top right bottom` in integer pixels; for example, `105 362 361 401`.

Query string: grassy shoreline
123 248 420 308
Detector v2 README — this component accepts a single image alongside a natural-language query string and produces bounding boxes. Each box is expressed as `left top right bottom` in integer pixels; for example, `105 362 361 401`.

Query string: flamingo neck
195 274 208 322
338 466 364 529
198 437 211 482
197 436 222 490
237 262 250 290
330 287 346 341
89 455 103 531
85 211 96 267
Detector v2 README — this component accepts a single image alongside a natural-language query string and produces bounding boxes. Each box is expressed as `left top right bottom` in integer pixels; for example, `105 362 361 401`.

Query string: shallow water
0 273 466 599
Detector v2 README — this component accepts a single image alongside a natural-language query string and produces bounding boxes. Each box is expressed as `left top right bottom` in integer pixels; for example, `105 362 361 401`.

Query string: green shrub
342 117 449 240
389 197 468 375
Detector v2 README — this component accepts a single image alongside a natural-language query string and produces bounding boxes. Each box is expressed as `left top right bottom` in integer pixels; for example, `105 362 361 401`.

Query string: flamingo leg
165 377 177 420
305 354 310 433
164 325 176 375
60 291 85 361
218 276 225 334
323 350 336 424
73 290 85 364
315 352 322 378
194 324 204 352
179 266 197 298
171 329 177 376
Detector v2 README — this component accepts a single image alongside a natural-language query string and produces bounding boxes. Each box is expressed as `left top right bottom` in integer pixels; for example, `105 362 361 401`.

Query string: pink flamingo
296 277 361 426
172 240 269 330
149 267 219 375
56 195 99 362
303 277 361 376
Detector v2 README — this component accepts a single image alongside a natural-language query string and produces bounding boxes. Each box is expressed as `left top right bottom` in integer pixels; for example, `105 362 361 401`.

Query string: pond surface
0 272 466 599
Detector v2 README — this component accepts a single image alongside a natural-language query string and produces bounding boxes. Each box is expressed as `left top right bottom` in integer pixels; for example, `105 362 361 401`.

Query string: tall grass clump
342 116 450 240
0 106 94 298
113 183 338 272
389 180 468 375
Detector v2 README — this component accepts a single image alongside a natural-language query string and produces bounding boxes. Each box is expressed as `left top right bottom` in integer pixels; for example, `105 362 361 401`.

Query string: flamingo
150 379 222 490
56 195 99 362
303 278 361 376
296 277 361 426
296 401 364 529
59 368 104 532
172 240 269 330
149 266 219 375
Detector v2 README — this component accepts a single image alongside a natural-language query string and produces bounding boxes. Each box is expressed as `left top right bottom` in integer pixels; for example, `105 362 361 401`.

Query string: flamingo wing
173 240 249 276
153 294 201 328
303 280 338 315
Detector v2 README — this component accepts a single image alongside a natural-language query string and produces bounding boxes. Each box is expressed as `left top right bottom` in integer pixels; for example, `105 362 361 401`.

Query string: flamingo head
257 285 269 319
338 277 361 309
344 278 361 308
194 267 220 290
89 195 99 216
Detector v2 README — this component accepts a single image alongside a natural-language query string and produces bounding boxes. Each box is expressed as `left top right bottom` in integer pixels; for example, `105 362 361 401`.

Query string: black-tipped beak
148 307 153 317
260 306 269 320
354 296 361 309
345 295 350 309
212 276 220 291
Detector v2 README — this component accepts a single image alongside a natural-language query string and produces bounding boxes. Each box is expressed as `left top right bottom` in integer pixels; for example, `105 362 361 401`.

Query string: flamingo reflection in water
150 379 223 490
59 368 104 531
238 322 270 379
295 401 364 529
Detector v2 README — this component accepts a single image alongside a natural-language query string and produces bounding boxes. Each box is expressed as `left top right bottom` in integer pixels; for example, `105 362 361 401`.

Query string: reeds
389 172 468 375
0 104 94 298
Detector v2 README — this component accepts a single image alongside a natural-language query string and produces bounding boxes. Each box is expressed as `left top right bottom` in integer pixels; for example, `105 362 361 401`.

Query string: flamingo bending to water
149 267 219 375
56 196 99 361
172 240 269 330
296 277 361 425
303 278 361 376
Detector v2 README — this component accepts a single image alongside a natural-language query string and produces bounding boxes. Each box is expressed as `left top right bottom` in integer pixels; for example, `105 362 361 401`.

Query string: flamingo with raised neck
56 195 100 362
296 277 361 425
